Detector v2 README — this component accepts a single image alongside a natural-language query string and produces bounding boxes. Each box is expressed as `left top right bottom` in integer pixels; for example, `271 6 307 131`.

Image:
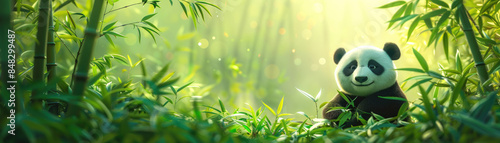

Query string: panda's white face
334 46 397 96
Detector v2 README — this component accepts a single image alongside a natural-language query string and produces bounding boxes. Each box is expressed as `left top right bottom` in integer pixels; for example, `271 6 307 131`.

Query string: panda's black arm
322 94 349 120
356 95 407 120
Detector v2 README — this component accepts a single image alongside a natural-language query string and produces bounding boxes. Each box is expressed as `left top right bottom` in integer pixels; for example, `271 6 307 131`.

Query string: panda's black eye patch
343 60 357 76
368 60 384 75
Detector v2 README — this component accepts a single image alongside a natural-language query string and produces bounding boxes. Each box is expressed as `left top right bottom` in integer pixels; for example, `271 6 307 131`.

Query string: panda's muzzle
351 76 374 86
351 81 374 86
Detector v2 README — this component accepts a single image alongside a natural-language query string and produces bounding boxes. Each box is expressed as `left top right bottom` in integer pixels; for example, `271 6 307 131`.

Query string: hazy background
54 0 441 119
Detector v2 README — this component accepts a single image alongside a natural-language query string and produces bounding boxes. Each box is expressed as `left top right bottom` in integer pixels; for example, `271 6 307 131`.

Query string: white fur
335 46 397 96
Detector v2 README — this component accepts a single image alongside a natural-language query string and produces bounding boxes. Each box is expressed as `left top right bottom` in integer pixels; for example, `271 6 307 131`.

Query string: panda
322 42 408 127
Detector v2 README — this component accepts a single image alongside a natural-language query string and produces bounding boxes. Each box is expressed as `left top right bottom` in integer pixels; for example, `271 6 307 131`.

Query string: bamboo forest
1 0 500 142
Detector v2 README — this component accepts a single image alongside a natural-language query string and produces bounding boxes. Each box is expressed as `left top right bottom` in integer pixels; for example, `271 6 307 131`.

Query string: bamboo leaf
378 1 406 8
179 1 189 17
451 114 500 137
396 68 426 73
151 63 170 83
141 26 157 43
412 48 429 72
219 98 226 113
137 26 142 43
198 4 212 16
127 55 133 67
142 21 160 31
262 101 276 116
104 34 115 47
378 96 407 102
420 9 448 19
66 10 76 30
104 31 125 37
407 78 433 91
277 96 284 115
141 13 157 21
430 0 449 8
177 81 194 93
315 89 322 101
443 32 449 60
189 2 198 28
456 52 462 72
103 21 117 32
449 73 474 109
407 16 420 40
196 3 205 21
435 11 450 28
196 1 222 10
387 4 407 29
296 88 316 102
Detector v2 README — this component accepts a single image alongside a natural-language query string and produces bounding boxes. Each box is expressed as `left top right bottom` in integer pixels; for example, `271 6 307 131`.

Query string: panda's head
333 43 400 96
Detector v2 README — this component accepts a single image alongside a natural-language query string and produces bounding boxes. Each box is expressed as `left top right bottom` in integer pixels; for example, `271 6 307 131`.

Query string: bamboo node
47 42 56 45
474 62 485 67
84 28 99 36
73 72 88 81
34 55 47 59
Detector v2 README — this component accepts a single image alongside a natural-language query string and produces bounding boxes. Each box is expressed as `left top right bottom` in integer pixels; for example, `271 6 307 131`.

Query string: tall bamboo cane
68 0 106 115
32 0 51 109
1 0 13 121
47 2 56 91
458 4 491 91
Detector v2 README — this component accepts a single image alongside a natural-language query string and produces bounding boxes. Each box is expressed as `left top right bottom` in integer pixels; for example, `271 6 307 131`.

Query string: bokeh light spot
279 28 286 35
265 65 280 79
224 32 229 37
294 58 301 66
198 38 209 49
212 36 216 40
292 49 295 53
319 58 326 65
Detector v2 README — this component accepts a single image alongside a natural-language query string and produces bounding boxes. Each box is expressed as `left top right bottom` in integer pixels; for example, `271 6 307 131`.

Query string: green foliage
4 0 500 142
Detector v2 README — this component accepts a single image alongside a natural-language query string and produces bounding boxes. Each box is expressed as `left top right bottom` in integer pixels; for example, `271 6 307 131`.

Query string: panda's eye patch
343 60 357 76
350 65 357 70
368 60 384 75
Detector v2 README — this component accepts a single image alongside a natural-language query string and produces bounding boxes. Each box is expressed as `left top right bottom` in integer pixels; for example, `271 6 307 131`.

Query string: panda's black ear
334 48 346 64
383 42 400 60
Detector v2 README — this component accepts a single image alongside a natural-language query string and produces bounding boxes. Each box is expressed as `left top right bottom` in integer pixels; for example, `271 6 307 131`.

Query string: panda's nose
355 76 368 83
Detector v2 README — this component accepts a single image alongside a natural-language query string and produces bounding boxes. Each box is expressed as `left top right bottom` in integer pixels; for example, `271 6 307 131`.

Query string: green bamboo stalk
47 1 56 91
68 0 106 115
458 4 492 91
1 0 13 120
32 0 51 109
46 2 60 114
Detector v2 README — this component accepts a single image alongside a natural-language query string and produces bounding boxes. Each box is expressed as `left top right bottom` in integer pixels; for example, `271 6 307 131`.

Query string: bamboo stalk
458 4 492 91
47 1 56 91
68 0 106 115
32 0 51 109
1 0 13 118
46 2 60 114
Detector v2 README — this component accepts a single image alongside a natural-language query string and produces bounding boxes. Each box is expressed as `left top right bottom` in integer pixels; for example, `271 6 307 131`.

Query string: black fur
383 43 400 60
322 82 408 127
342 60 357 76
334 48 346 64
368 60 384 75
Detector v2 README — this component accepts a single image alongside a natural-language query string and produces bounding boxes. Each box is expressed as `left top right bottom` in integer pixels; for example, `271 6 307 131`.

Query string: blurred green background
44 0 435 119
